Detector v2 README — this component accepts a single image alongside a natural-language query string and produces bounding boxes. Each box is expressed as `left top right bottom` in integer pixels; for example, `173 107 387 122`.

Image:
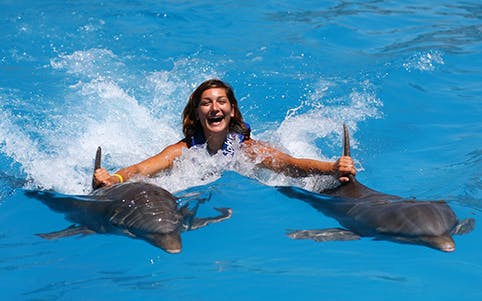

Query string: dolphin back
91 182 183 234
346 200 458 236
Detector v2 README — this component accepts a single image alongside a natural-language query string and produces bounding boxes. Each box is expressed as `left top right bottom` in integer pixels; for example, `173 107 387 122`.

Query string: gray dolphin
280 125 475 252
26 147 232 254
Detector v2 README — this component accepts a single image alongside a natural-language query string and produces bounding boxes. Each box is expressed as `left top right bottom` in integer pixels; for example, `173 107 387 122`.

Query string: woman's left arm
243 139 356 180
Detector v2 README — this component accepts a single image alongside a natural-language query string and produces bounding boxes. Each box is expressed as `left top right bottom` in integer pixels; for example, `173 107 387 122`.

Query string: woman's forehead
201 87 228 98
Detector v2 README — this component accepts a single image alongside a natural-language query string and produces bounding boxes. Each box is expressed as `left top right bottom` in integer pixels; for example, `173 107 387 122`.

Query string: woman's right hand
93 168 117 187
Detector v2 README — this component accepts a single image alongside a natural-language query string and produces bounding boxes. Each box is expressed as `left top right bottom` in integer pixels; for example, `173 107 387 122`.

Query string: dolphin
280 125 475 252
26 147 232 254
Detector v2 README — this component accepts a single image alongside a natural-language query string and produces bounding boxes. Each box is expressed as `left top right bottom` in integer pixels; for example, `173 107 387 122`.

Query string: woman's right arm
94 140 188 187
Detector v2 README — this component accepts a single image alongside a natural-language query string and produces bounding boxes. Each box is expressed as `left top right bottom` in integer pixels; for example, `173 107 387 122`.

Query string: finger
339 165 354 174
339 176 350 183
94 168 106 177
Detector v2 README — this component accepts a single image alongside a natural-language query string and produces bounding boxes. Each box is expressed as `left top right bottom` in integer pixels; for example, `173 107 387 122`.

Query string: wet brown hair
182 79 250 140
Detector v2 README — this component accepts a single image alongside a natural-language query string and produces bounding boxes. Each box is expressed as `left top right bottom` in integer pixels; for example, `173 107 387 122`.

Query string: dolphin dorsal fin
342 124 356 183
343 123 350 157
92 146 102 190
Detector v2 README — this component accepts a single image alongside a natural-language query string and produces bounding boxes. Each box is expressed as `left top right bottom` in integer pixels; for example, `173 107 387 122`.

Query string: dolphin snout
164 247 182 254
439 243 455 252
429 235 455 252
152 232 182 254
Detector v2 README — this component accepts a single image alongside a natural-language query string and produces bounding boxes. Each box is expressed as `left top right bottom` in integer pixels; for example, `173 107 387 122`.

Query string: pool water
1 1 481 300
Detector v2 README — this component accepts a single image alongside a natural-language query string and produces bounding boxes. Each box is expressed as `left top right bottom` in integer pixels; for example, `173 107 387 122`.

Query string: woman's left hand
335 156 356 183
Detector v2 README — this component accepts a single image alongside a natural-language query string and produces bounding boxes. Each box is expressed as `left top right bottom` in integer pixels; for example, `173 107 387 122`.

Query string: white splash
50 48 124 80
403 51 444 72
261 78 383 159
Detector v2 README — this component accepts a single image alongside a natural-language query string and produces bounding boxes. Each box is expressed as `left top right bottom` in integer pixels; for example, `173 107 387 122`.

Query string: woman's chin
204 123 229 134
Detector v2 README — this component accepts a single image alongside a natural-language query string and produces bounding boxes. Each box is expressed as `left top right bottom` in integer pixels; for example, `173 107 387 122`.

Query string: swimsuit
188 123 250 156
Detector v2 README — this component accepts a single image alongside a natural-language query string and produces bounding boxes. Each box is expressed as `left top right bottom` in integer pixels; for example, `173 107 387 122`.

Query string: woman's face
196 88 235 137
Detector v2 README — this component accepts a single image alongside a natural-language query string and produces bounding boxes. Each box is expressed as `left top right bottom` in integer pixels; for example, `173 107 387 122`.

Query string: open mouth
207 116 224 124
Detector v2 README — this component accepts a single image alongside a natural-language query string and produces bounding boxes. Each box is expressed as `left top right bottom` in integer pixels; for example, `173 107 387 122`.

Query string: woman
94 79 356 186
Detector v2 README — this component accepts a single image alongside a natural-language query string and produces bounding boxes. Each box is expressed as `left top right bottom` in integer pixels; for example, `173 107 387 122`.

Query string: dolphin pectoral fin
189 207 233 230
36 225 96 239
286 228 361 242
452 218 476 235
147 232 182 254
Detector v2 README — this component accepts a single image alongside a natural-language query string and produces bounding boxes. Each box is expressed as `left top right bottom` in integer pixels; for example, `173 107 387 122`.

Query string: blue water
1 0 481 300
